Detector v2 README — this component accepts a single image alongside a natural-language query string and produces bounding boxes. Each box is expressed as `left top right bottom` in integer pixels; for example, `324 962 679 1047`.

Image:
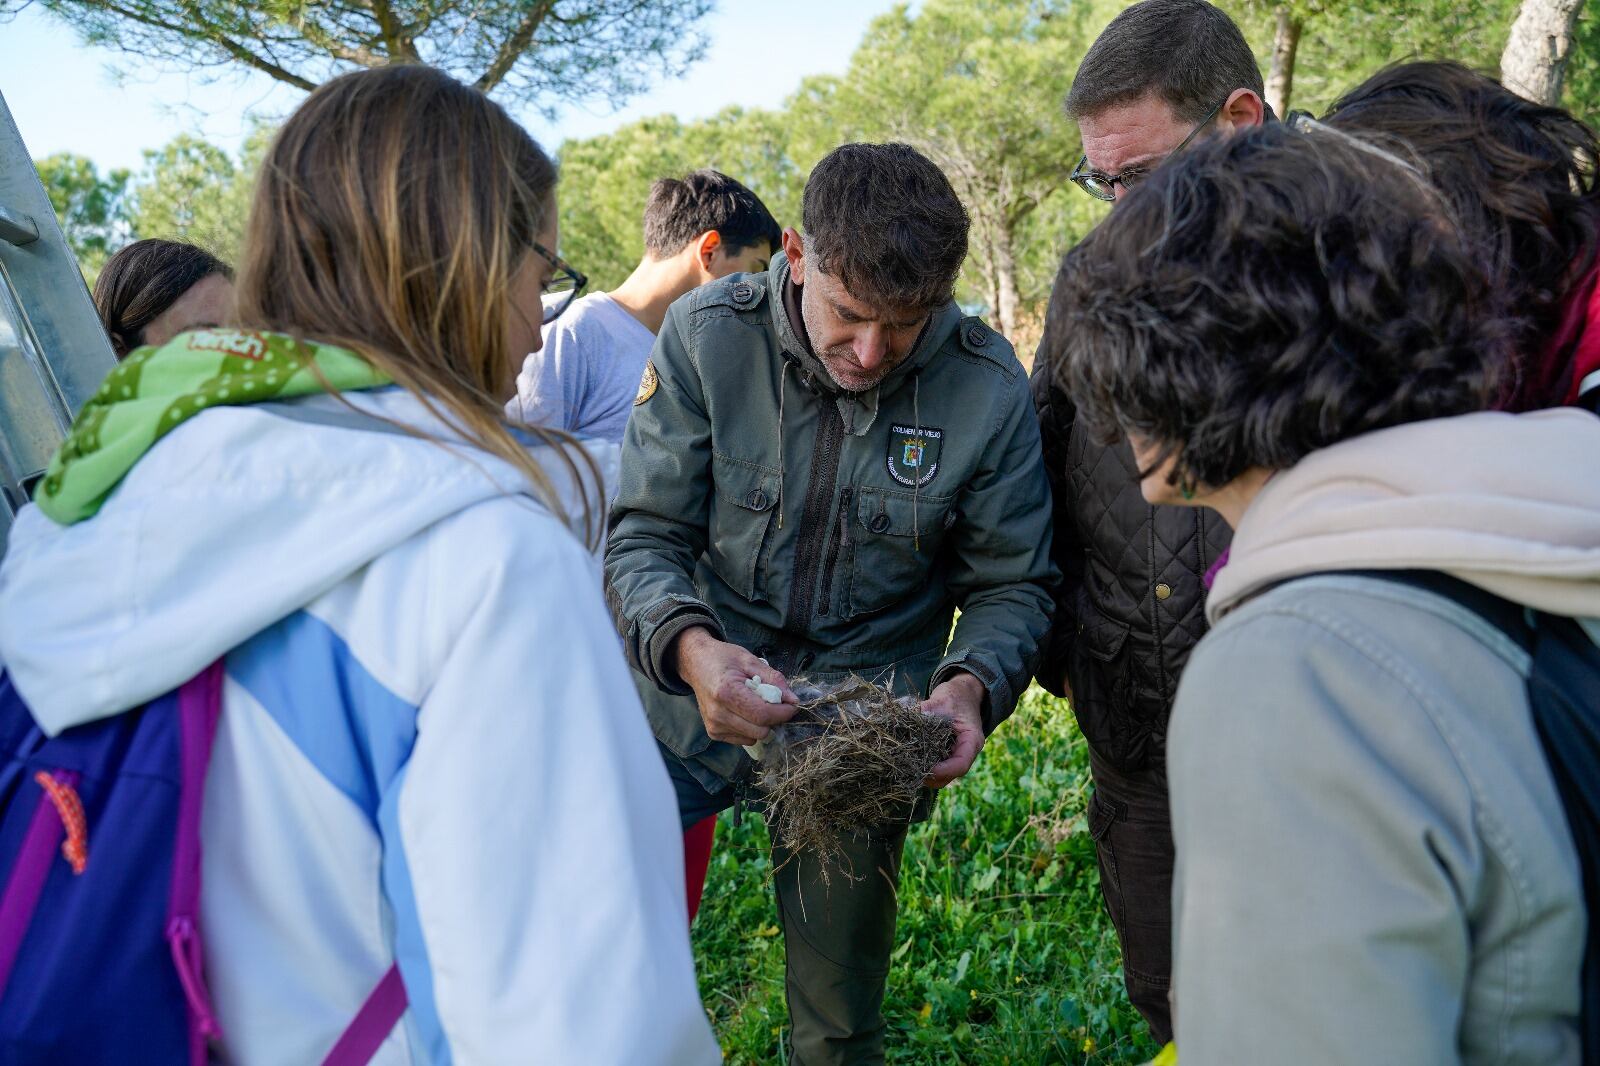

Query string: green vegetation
34 0 1600 328
693 686 1158 1065
10 0 713 111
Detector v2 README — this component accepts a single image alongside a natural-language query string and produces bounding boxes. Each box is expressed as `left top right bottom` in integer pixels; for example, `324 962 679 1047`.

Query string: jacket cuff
929 653 1014 735
641 599 724 695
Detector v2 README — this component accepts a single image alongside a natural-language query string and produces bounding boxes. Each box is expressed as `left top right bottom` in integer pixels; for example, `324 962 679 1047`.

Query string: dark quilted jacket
1030 366 1231 772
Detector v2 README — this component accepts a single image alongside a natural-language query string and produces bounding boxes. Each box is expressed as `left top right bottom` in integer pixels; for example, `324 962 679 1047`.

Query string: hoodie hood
1209 408 1600 623
0 386 617 735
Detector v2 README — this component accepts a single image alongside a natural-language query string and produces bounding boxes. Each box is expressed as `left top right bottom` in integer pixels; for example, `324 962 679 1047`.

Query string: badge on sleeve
634 361 659 406
887 424 943 487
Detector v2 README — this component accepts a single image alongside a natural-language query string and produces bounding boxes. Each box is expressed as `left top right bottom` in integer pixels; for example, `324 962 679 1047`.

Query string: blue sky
0 1 903 173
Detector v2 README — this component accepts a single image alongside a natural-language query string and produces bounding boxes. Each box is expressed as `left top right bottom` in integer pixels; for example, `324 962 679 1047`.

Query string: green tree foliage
1225 0 1519 116
823 0 1108 340
556 1 1110 350
4 0 712 114
1559 4 1600 120
556 105 823 293
34 0 1589 343
126 134 248 263
34 153 130 280
42 122 270 280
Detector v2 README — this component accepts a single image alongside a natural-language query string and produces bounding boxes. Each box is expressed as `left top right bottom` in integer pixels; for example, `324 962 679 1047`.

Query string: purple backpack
0 660 407 1064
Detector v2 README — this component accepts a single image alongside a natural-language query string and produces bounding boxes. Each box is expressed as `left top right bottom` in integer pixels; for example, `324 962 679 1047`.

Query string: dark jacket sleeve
603 302 725 695
929 370 1059 732
1029 359 1082 700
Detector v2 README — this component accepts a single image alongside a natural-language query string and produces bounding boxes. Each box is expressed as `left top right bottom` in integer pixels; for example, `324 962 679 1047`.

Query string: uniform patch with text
634 361 659 405
886 424 943 487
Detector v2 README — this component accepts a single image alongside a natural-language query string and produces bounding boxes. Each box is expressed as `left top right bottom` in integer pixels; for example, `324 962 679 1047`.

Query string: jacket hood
1209 409 1600 623
0 387 617 735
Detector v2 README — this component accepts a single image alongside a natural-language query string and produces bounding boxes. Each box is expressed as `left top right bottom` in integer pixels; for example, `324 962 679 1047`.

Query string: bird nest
754 675 954 882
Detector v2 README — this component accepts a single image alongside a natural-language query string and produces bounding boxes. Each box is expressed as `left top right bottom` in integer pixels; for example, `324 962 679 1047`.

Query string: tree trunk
1265 7 1303 118
1501 0 1586 105
994 227 1020 341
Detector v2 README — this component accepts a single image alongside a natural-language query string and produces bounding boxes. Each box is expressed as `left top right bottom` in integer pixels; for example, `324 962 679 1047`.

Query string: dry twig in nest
755 676 954 882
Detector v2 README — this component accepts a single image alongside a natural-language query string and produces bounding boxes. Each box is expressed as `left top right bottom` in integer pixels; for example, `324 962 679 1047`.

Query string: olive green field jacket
604 256 1057 787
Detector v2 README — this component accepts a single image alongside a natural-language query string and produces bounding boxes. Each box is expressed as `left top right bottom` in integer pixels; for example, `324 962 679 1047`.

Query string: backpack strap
1578 383 1600 417
1336 570 1535 654
1304 569 1600 1057
167 660 227 1065
322 964 408 1066
163 661 411 1065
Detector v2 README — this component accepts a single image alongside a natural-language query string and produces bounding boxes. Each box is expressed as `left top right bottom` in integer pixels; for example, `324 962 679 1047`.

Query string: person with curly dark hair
1043 121 1600 1063
1325 61 1600 412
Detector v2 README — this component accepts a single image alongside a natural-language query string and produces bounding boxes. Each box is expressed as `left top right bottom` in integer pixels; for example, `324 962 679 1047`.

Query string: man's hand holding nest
920 672 987 788
672 626 799 746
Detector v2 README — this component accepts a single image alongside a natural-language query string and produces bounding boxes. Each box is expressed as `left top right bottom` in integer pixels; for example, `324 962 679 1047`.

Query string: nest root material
755 675 954 881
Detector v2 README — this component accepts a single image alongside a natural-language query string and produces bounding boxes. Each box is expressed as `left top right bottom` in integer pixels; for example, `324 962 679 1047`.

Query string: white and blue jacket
0 388 721 1064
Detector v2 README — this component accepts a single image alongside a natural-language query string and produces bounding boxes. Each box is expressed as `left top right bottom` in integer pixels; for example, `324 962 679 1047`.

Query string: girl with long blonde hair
0 65 717 1063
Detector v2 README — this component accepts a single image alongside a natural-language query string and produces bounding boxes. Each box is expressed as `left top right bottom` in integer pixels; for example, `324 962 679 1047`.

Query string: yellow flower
1082 1036 1096 1054
918 1003 933 1022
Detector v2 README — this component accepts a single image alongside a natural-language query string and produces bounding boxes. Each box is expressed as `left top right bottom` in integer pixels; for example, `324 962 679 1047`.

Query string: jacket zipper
787 397 845 630
816 486 853 617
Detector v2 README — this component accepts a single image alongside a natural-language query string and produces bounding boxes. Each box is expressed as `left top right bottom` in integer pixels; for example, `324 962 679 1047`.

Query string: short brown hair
93 239 231 358
642 169 780 259
801 143 969 310
1067 0 1266 124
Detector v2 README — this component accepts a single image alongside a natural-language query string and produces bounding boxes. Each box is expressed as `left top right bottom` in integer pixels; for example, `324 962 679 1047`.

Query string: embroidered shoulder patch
887 424 943 487
634 361 659 406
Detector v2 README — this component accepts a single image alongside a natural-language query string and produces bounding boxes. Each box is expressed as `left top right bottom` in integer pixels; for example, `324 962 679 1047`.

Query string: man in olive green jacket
605 143 1055 1063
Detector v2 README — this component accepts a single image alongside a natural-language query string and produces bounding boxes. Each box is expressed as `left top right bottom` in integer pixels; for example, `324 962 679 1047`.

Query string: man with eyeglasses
1031 0 1267 1046
509 169 780 445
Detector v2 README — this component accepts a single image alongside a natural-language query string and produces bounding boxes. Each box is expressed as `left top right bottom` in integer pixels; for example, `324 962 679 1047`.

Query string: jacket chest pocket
709 453 780 602
845 486 954 617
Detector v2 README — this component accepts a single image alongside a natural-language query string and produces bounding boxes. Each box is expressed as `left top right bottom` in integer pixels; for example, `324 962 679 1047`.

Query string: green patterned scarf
35 329 391 525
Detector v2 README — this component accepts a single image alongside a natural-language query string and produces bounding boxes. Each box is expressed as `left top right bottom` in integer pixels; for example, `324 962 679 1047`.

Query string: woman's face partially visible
1128 432 1190 507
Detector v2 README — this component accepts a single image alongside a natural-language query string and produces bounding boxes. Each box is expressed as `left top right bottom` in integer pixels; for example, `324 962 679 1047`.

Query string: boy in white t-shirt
511 170 780 443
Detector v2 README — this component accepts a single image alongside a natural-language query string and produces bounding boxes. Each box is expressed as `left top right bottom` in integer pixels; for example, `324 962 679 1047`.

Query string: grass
692 686 1159 1065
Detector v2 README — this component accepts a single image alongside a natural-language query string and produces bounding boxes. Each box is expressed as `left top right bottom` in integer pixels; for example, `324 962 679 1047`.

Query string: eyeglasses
1071 100 1226 202
533 241 587 324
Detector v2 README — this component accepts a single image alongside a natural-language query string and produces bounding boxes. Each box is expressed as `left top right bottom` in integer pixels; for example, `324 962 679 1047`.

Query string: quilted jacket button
732 282 755 304
869 513 891 534
746 488 769 510
1154 582 1172 601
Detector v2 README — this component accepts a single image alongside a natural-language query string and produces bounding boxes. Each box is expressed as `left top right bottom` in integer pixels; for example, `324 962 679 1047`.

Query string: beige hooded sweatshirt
1209 408 1600 622
1170 408 1600 1065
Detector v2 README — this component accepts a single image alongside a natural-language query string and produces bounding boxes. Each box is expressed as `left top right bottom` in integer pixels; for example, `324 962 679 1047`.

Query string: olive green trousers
666 743 909 1065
